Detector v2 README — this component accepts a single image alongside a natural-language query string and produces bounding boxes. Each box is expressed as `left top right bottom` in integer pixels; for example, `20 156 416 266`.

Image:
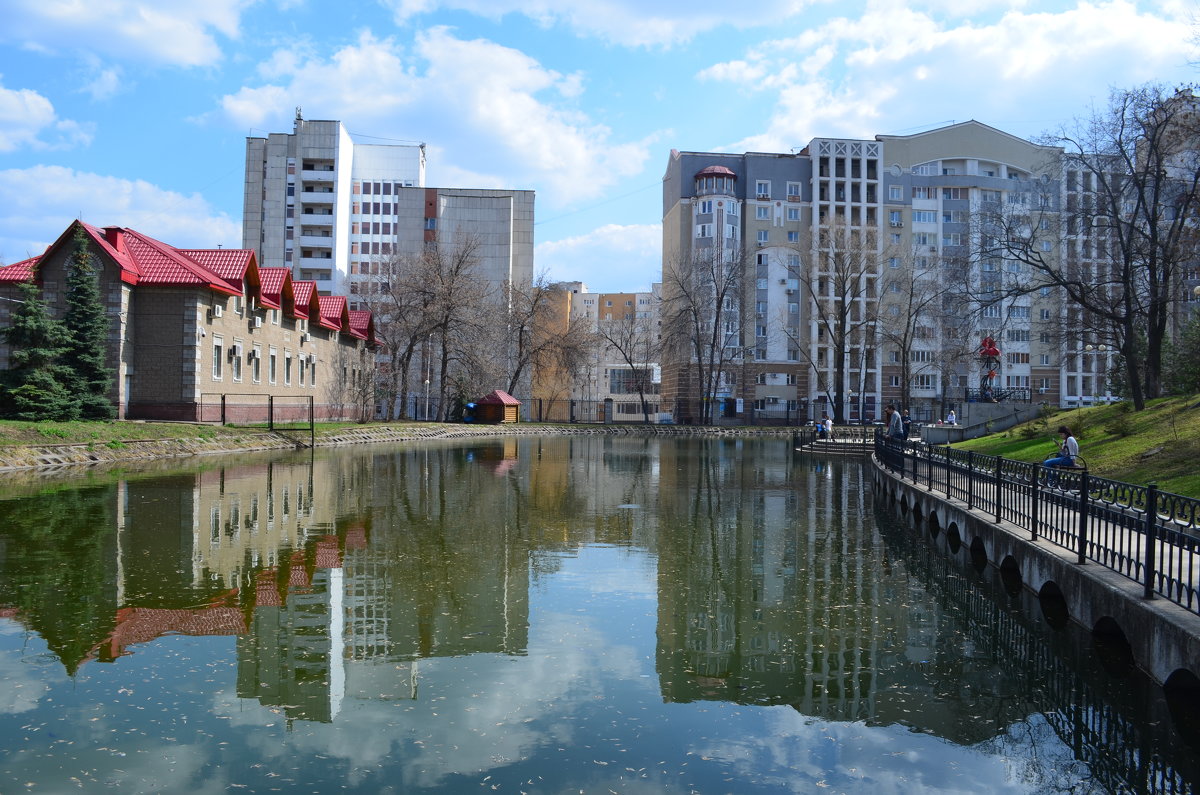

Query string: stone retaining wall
0 423 800 473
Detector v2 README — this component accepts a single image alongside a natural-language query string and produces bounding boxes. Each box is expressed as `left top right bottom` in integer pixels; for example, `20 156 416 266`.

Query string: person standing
885 404 904 439
901 409 912 439
946 409 957 425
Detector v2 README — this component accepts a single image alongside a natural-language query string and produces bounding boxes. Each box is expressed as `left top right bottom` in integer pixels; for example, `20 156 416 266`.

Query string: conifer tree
61 226 116 419
0 281 79 420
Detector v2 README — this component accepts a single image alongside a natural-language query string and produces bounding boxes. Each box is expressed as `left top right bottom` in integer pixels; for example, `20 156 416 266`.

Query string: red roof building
0 220 375 421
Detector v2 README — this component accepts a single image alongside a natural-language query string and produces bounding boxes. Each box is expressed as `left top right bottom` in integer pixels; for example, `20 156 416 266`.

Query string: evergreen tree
0 281 79 420
1164 316 1200 396
61 226 116 419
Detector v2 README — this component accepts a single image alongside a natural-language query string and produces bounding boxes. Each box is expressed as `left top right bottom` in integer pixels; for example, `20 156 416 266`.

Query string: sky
0 0 1197 293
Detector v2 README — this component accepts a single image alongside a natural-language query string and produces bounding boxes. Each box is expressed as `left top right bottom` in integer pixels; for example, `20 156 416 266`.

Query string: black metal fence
874 433 1200 615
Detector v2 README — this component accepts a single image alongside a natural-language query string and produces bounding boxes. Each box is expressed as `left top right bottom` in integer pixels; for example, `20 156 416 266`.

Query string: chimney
104 227 124 252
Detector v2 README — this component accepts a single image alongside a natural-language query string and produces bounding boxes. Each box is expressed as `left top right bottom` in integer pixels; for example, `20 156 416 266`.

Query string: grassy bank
954 394 1200 497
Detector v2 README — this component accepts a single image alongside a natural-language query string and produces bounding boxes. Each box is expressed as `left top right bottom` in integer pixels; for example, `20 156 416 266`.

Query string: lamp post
1082 344 1108 405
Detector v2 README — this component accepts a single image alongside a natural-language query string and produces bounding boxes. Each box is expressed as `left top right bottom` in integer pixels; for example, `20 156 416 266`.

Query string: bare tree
597 304 660 423
982 84 1200 410
784 221 881 424
661 248 747 425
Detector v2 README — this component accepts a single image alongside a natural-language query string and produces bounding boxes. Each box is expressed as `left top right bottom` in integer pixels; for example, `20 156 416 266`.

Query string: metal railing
874 433 1200 615
794 425 877 449
965 386 1031 403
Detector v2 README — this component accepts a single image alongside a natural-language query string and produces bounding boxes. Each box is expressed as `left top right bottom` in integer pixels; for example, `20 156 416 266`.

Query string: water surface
0 436 1195 793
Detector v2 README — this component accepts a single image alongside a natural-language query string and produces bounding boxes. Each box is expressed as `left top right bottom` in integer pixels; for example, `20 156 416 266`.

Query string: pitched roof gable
291 281 318 319
316 295 348 331
348 310 373 342
257 267 291 311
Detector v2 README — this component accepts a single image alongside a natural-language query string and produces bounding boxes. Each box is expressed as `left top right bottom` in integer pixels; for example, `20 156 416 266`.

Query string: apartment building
243 112 535 306
560 282 663 422
661 121 1122 424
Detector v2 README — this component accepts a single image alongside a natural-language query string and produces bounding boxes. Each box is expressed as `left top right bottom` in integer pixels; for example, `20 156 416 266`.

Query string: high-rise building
661 121 1124 424
243 111 535 305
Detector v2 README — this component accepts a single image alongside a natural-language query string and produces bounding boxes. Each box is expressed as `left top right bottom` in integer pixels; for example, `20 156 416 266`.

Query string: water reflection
0 438 1194 793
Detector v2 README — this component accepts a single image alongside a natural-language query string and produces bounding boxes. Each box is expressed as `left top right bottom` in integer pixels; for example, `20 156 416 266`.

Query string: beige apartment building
661 120 1124 424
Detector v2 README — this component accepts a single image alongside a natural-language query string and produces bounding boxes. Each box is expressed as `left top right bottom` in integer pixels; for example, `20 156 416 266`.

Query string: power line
535 180 661 227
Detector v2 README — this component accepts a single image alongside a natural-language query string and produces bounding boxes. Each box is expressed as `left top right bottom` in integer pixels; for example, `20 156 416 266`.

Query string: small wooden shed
476 390 521 424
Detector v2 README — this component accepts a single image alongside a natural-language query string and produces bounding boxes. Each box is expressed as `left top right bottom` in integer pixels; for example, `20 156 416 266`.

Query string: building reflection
0 438 1193 791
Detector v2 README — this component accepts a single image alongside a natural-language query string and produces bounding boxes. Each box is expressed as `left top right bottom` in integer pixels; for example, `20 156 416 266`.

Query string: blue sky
0 0 1196 292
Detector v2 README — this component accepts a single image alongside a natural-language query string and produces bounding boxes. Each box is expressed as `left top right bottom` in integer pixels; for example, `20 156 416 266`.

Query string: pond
0 435 1195 794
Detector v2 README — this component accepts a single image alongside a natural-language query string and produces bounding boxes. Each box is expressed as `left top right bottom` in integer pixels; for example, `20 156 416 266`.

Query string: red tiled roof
0 256 39 283
348 310 373 341
291 281 316 318
178 248 256 292
257 267 291 310
317 295 347 331
478 389 520 405
695 165 736 178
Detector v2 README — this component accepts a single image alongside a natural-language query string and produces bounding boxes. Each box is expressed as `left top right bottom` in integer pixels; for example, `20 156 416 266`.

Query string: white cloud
699 0 1200 150
81 63 125 102
535 224 661 292
381 0 810 47
1 0 249 67
0 166 240 264
216 29 656 205
0 77 92 152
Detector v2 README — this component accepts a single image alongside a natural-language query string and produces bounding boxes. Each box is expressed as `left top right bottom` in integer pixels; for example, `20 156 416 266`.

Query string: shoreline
0 422 801 474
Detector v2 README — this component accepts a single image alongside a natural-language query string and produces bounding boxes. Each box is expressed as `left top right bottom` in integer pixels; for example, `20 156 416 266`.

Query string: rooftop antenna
295 106 303 121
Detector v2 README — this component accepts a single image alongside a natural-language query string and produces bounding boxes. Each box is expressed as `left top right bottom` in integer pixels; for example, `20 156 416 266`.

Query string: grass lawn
954 393 1200 498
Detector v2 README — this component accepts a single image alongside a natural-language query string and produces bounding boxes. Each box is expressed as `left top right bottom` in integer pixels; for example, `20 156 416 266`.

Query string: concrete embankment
0 423 799 473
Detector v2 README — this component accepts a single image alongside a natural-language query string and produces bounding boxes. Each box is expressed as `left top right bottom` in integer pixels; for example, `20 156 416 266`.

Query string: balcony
299 190 335 205
301 169 336 182
299 235 334 248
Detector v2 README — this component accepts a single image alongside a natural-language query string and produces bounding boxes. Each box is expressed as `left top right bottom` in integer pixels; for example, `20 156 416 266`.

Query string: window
787 182 801 198
1008 305 1030 319
268 348 277 384
786 207 800 221
212 337 224 379
912 186 932 199
889 185 902 200
983 304 1001 318
231 344 242 381
915 374 934 388
757 230 769 244
889 376 901 387
696 223 712 238
942 188 963 200
1040 241 1052 252
913 210 936 224
786 373 797 385
1007 352 1030 364
981 189 1001 202
787 254 800 268
912 350 933 362
298 357 306 386
756 180 770 198
942 167 957 175
1039 308 1052 320
890 233 901 244
942 233 961 246
698 199 713 213
1039 354 1051 366
756 325 767 338
252 346 262 383
889 210 902 227
726 202 738 216
787 231 799 242
756 206 770 220
788 302 799 314
284 353 293 385
788 349 799 361
755 372 767 384
1008 329 1030 342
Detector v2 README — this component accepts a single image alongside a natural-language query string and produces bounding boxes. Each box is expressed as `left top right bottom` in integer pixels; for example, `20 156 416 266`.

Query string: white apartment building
243 111 535 305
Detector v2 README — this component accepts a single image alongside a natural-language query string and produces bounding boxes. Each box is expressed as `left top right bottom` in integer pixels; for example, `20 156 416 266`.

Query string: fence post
967 451 975 510
268 395 274 431
1142 483 1158 600
220 394 226 425
927 443 934 492
994 457 1003 524
1030 465 1039 542
309 396 315 448
1076 471 1089 565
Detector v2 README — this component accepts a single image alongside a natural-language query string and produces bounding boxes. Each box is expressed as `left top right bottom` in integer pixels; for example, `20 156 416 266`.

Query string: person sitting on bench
1043 425 1078 484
